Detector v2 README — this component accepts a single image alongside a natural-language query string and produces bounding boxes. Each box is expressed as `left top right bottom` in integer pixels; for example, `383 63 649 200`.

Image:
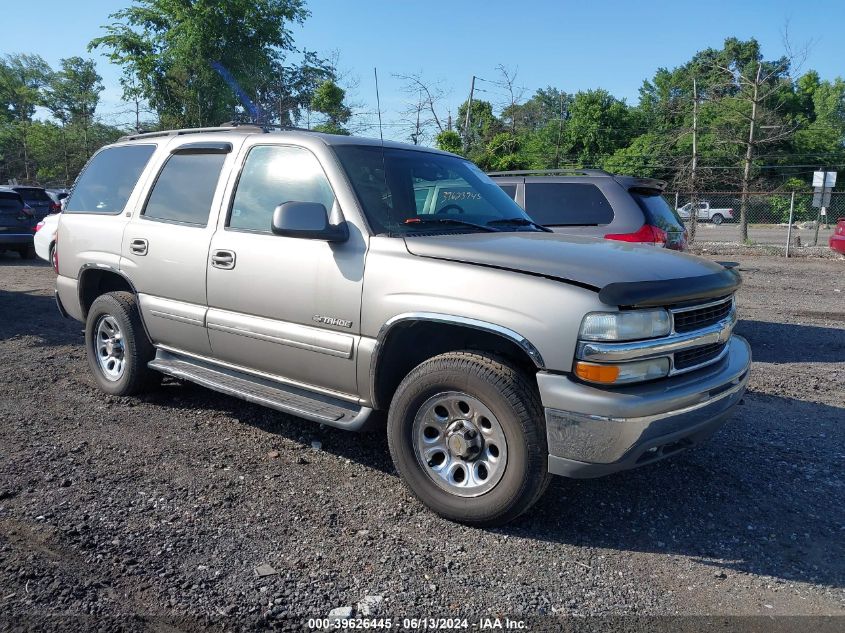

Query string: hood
403 232 740 307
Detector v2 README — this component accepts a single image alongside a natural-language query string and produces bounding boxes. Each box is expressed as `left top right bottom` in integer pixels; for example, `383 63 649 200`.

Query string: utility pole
463 75 476 149
688 77 700 242
412 89 422 145
554 92 564 168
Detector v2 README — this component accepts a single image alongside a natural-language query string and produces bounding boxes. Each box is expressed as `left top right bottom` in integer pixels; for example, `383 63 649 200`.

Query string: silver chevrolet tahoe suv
54 125 751 526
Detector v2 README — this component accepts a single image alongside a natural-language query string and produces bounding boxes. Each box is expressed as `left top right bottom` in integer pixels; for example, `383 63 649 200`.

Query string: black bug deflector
598 267 742 308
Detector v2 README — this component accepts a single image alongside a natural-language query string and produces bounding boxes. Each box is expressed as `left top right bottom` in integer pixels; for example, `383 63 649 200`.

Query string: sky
2 0 844 141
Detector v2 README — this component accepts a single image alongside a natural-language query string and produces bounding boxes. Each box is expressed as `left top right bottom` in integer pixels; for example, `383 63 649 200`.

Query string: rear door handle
211 249 236 270
130 238 148 256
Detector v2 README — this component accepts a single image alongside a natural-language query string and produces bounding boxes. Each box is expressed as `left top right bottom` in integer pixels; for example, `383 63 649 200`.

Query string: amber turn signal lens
575 362 620 384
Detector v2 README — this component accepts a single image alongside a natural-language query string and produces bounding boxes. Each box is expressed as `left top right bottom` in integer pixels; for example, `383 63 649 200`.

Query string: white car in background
676 201 734 225
34 213 60 263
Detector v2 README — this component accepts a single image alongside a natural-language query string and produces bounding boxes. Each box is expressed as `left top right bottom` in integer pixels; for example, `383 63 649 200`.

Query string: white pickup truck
677 201 734 225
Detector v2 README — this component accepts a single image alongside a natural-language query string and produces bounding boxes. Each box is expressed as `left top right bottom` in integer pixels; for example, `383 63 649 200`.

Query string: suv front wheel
85 291 157 396
387 352 550 526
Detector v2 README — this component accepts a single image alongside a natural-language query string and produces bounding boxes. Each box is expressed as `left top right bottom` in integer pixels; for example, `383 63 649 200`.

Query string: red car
830 218 845 254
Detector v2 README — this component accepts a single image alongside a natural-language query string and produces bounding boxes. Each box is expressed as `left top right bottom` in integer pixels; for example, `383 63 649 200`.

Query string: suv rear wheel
17 246 36 260
387 352 549 526
85 291 157 396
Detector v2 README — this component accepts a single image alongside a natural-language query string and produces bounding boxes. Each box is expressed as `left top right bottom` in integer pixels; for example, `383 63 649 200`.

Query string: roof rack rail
486 169 612 177
224 121 315 133
118 125 249 142
118 121 317 142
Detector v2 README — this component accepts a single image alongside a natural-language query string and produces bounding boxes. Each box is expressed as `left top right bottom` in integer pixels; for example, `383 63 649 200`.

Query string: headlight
575 357 670 385
579 309 671 342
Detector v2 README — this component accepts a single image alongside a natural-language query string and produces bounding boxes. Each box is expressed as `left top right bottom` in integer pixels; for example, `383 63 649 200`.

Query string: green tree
559 89 634 166
45 57 104 180
456 99 501 161
603 133 668 178
259 50 335 128
483 132 526 171
90 0 310 128
435 130 462 154
0 54 53 182
792 75 845 166
310 80 351 135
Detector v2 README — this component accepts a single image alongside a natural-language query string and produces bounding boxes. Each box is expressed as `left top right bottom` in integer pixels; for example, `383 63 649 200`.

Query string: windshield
333 145 534 234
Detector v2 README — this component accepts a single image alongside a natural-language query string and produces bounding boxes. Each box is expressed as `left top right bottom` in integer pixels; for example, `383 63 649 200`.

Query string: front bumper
537 335 751 478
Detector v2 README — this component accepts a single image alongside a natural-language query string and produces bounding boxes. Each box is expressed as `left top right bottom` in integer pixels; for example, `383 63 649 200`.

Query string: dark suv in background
0 189 36 259
488 170 688 251
8 185 61 221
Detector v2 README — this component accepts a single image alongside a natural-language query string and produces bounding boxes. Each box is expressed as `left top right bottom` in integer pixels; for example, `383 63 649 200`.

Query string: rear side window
229 145 335 233
497 184 517 199
631 190 685 232
524 183 614 226
65 145 156 214
16 188 51 202
0 193 24 213
142 152 226 226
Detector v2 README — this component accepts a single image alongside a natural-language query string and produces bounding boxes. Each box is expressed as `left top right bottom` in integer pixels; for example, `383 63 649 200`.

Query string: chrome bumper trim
540 335 751 472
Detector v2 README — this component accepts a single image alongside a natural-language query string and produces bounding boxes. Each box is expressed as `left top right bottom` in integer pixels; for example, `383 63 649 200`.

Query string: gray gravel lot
0 252 843 631
686 222 834 247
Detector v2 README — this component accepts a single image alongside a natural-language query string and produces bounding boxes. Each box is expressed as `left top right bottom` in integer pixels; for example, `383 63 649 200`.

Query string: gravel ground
684 222 835 247
0 252 843 631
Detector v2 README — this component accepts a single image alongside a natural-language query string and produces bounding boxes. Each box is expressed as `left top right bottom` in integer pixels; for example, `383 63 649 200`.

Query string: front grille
672 296 733 333
674 342 726 370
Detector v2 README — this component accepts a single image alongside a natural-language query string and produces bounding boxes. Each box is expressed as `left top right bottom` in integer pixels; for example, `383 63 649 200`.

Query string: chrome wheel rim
412 391 508 497
95 315 125 381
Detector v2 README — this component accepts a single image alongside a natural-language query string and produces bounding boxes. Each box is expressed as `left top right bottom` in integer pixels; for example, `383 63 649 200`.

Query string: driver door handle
211 249 236 270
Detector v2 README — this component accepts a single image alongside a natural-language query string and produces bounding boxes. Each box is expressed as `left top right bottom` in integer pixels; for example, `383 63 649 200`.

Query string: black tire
18 246 36 260
387 352 550 526
711 213 724 225
85 291 157 396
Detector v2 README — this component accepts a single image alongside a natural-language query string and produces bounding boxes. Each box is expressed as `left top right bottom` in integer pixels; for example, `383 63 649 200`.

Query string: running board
148 350 373 431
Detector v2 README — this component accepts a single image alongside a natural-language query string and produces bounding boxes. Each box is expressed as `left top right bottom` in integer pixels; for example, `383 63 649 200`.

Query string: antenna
373 67 392 233
374 67 385 144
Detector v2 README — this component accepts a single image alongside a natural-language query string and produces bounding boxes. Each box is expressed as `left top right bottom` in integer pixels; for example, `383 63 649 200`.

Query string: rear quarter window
524 182 614 226
0 193 24 213
631 190 685 232
65 144 157 214
17 188 51 202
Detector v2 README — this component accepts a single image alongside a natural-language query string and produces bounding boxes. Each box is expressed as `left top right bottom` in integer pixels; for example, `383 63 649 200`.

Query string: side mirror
270 201 349 242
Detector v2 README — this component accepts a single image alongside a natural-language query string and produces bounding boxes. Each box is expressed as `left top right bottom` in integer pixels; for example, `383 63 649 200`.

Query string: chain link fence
663 191 843 249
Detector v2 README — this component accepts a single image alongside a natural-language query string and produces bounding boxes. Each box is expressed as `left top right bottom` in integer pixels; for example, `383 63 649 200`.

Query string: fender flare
369 312 546 407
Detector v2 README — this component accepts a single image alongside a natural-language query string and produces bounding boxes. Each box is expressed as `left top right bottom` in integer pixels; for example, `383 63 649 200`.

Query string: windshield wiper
486 217 553 232
403 217 500 232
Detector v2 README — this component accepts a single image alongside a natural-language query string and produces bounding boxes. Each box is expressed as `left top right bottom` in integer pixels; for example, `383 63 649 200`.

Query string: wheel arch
370 313 544 410
77 265 138 320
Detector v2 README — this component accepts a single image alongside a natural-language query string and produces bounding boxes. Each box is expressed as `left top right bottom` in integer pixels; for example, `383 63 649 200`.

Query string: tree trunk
21 123 30 183
61 125 70 185
739 63 762 243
